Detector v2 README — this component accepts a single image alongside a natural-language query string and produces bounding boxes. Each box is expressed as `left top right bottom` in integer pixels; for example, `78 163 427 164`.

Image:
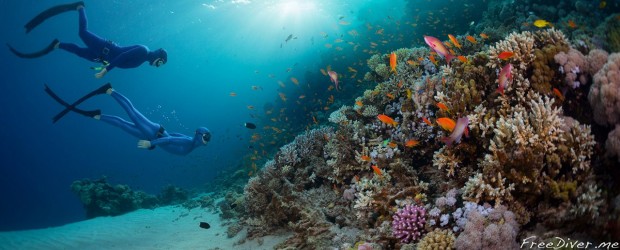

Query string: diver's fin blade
7 39 58 59
25 1 84 33
52 109 72 123
44 84 71 108
46 83 109 123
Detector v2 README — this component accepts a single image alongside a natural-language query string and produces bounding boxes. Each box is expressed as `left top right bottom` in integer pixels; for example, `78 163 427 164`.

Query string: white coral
433 146 460 177
462 173 515 205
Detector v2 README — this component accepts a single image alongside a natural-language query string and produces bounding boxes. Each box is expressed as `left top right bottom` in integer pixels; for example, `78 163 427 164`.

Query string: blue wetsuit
58 8 165 72
101 90 210 156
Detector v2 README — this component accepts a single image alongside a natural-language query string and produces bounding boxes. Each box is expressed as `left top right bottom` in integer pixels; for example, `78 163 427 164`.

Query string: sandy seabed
0 206 288 250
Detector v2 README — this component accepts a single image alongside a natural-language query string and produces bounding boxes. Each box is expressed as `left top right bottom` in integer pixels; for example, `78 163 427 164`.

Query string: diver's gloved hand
95 68 107 78
137 140 151 149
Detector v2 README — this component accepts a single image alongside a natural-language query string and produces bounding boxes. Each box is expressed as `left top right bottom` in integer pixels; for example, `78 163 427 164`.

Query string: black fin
25 1 85 33
45 83 106 123
7 39 58 59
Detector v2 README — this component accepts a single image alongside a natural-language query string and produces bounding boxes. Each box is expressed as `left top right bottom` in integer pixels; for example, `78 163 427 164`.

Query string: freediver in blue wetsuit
7 1 167 78
45 83 210 156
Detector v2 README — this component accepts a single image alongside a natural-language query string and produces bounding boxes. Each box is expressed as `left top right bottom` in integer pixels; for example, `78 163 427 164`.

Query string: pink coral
606 125 620 162
554 48 587 88
392 204 427 243
589 53 620 126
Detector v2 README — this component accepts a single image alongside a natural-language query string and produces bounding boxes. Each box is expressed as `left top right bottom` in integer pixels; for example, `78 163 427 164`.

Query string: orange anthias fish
405 139 419 147
360 155 371 161
355 100 363 107
388 142 398 148
422 117 432 126
436 102 449 111
389 52 397 73
327 70 340 90
436 117 456 132
567 20 577 29
457 55 468 63
465 35 477 44
291 77 300 85
386 93 395 99
429 54 438 65
553 87 564 101
448 34 462 49
498 51 514 60
371 165 382 177
480 33 489 39
377 114 398 127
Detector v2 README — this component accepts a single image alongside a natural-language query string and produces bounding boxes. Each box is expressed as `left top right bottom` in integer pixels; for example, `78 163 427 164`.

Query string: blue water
0 0 492 231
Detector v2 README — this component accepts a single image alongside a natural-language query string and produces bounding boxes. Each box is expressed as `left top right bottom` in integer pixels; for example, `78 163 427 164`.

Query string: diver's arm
105 46 148 72
137 136 191 149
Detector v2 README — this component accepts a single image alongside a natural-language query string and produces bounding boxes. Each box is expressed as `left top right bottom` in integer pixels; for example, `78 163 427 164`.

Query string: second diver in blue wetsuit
45 83 210 156
7 2 167 79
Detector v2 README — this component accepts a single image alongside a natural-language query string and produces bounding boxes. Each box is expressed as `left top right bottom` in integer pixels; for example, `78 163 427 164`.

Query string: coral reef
589 53 620 126
391 204 426 243
417 228 455 250
233 9 620 248
70 177 158 218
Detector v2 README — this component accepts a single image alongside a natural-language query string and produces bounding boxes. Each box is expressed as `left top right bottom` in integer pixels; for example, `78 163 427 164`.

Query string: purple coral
392 204 427 243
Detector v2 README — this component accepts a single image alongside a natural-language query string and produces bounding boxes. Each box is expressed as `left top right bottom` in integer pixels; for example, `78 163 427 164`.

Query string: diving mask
153 58 165 67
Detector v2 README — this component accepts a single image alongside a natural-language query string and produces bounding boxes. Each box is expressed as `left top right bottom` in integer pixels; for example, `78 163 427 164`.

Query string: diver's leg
98 115 144 138
108 90 161 137
77 8 106 50
58 42 96 60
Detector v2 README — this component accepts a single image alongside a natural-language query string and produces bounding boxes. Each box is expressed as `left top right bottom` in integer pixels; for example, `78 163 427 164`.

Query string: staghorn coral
432 146 460 177
487 31 536 71
570 183 605 219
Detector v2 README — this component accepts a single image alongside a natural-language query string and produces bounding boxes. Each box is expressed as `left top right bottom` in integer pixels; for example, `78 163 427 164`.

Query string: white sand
0 206 288 250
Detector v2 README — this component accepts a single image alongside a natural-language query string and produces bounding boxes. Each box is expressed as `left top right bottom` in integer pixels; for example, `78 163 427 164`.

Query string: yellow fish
533 19 552 28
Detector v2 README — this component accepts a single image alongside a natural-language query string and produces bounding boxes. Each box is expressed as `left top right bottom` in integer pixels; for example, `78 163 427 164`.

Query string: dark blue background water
0 0 419 231
1 0 493 231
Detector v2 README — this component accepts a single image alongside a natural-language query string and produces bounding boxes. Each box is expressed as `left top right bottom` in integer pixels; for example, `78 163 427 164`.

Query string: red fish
327 70 340 90
377 114 398 127
405 139 419 147
465 35 477 44
371 165 382 176
498 51 514 60
448 34 462 49
497 63 513 95
457 55 468 63
389 52 397 73
441 117 469 146
424 35 455 66
422 117 432 126
436 102 449 111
